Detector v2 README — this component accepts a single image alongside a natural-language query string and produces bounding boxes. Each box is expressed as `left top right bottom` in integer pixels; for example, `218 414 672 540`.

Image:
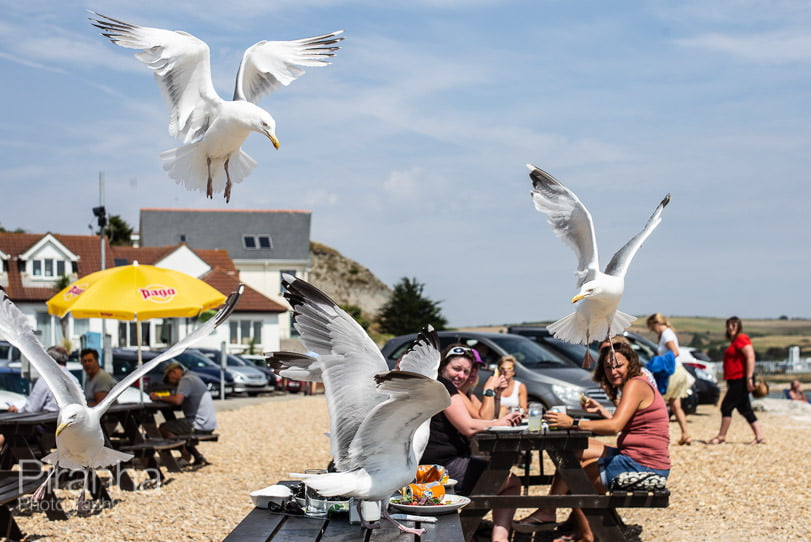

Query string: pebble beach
12 395 811 541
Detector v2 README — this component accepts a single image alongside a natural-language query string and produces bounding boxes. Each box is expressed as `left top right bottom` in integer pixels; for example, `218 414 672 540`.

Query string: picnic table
462 428 669 542
224 481 465 542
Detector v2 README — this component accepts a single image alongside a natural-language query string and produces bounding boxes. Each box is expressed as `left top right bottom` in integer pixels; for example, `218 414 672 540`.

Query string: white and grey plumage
89 12 343 203
0 286 243 509
528 163 670 366
274 275 448 535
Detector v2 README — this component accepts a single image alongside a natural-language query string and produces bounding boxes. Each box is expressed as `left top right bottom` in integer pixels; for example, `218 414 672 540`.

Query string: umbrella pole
136 320 145 405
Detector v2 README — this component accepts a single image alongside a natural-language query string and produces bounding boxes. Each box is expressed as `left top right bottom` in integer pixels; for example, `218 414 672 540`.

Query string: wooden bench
170 433 219 464
116 438 187 489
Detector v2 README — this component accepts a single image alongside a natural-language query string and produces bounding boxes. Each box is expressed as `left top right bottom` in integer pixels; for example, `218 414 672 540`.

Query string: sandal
678 435 692 446
706 436 725 445
747 438 766 445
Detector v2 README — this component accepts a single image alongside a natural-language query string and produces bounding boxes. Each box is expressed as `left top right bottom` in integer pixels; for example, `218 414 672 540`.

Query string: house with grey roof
139 209 312 339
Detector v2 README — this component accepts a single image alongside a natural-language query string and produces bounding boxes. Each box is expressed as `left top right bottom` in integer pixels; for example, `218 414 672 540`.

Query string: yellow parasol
47 262 225 321
47 262 227 400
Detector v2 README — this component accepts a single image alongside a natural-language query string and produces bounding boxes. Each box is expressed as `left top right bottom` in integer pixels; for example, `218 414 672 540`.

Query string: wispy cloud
675 31 811 63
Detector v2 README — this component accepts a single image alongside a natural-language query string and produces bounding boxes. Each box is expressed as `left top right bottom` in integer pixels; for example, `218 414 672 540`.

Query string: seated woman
459 349 508 419
787 379 809 402
520 341 671 542
483 355 528 417
420 344 523 542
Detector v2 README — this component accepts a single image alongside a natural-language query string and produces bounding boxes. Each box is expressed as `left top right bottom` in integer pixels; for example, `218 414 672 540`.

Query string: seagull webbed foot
382 505 425 536
224 158 232 203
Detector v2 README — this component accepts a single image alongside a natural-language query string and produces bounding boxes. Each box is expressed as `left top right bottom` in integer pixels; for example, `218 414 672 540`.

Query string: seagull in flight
528 164 670 367
89 12 343 203
271 275 448 535
0 286 243 510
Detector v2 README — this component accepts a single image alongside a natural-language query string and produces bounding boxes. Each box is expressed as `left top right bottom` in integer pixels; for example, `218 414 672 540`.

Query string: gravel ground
11 395 811 541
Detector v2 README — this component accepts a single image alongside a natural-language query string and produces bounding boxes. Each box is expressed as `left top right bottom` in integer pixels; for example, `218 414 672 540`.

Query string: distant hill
307 241 392 323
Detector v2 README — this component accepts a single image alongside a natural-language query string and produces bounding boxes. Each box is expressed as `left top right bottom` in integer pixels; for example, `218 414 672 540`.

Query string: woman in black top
420 344 522 542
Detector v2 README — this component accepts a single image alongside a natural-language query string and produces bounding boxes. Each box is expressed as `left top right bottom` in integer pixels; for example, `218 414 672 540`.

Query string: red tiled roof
0 233 284 313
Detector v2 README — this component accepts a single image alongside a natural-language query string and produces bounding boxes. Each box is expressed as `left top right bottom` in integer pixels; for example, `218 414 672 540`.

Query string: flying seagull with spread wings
0 285 243 510
271 275 448 535
89 12 343 203
528 163 670 367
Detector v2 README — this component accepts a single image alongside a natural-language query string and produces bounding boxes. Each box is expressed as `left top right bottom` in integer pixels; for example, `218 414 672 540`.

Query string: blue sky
1 1 810 327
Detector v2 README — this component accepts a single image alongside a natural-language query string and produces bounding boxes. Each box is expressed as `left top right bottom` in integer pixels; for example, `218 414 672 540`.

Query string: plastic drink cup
304 468 329 517
527 402 543 432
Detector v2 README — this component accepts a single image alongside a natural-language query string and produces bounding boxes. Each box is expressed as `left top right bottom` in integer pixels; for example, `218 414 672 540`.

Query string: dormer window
31 258 67 278
243 235 272 250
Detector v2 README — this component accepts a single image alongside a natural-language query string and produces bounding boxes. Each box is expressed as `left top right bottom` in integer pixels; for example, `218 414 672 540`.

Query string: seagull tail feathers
42 447 133 470
610 310 637 336
305 471 371 498
160 145 256 195
547 312 587 345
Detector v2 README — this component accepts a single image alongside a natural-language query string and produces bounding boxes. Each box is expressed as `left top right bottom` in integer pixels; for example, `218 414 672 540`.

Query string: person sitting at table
518 341 671 542
149 362 217 464
80 348 116 406
420 344 524 542
459 349 506 419
483 355 528 418
8 346 81 413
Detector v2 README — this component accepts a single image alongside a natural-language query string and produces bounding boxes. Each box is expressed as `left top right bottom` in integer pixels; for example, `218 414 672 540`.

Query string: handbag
752 375 769 398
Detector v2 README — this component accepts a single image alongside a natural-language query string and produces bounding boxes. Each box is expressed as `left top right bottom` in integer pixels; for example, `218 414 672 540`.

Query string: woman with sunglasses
519 341 670 542
459 349 508 419
420 344 523 542
483 355 528 418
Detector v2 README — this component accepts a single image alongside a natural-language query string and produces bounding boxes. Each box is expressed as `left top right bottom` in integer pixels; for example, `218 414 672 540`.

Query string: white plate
389 494 471 515
486 425 527 432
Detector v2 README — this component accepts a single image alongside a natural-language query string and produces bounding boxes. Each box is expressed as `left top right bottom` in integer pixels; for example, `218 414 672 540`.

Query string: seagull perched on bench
89 12 343 202
269 275 448 535
528 163 670 367
0 286 243 510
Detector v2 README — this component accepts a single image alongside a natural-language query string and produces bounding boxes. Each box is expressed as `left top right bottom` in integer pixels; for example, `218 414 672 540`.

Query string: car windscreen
174 350 217 369
487 336 571 368
0 343 20 361
545 337 598 366
0 372 29 394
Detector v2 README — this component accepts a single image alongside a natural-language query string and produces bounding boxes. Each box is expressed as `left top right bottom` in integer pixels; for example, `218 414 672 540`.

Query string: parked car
507 326 599 366
381 331 615 418
238 354 281 390
111 348 233 398
0 366 29 410
194 348 273 396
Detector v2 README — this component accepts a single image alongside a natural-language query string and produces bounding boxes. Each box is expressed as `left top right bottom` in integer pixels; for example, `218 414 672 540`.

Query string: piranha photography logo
16 460 162 513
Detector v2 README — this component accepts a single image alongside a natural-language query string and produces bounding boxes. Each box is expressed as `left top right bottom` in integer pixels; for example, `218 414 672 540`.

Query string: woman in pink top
519 341 670 542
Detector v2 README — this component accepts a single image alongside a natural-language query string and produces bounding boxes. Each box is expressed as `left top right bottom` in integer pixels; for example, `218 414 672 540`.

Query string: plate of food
388 494 471 514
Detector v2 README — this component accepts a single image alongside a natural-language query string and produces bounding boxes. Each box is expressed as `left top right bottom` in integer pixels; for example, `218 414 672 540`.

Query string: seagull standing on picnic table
527 163 670 367
0 286 243 511
268 275 448 536
89 12 343 203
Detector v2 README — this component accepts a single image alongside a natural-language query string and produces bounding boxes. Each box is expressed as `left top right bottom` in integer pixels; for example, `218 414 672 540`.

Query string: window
30 258 68 278
243 235 273 250
118 322 150 347
230 319 263 345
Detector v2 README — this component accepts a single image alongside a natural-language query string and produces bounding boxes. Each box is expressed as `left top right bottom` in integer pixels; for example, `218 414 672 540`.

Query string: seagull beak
55 422 68 437
265 131 280 149
571 293 587 303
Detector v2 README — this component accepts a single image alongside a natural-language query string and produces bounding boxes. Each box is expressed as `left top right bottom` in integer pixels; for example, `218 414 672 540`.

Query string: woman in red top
707 317 766 444
520 341 670 542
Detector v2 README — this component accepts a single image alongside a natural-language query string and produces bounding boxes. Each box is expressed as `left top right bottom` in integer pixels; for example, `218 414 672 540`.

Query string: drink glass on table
304 468 329 517
527 402 543 432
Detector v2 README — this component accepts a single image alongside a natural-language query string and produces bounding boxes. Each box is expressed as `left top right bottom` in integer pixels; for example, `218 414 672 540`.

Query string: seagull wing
528 164 600 287
604 194 671 279
93 285 244 415
0 292 84 407
233 31 343 103
347 371 450 472
89 11 221 144
395 325 441 379
282 274 388 471
265 351 322 382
